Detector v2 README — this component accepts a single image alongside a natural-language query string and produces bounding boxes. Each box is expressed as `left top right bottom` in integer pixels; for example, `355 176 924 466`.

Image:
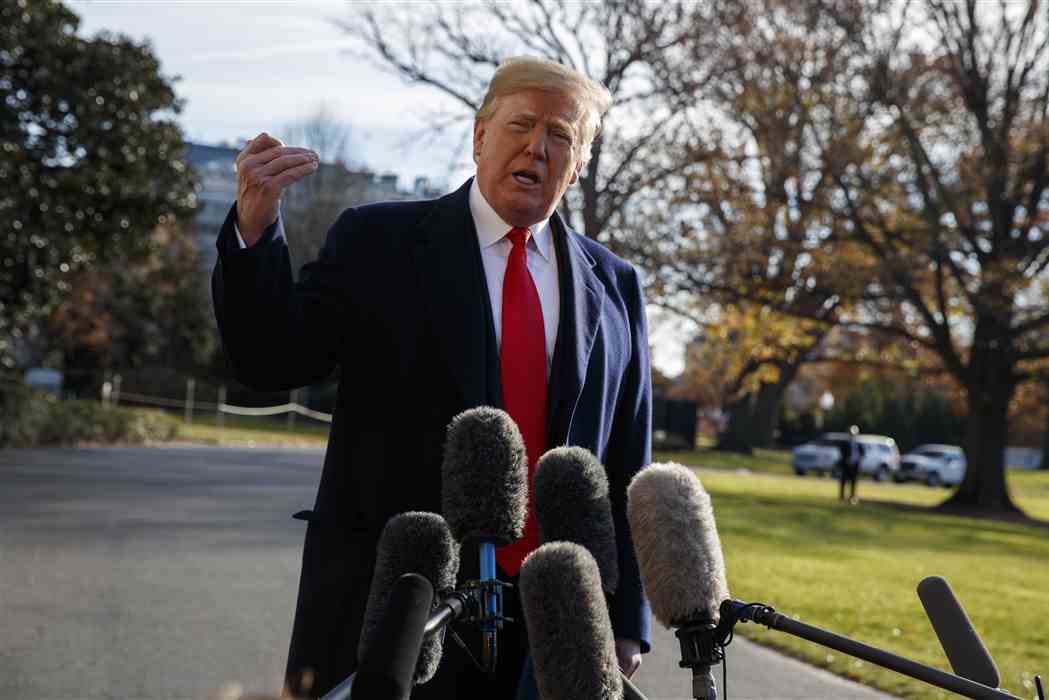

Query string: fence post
185 377 195 424
217 385 226 432
288 388 298 432
112 374 121 406
101 370 111 406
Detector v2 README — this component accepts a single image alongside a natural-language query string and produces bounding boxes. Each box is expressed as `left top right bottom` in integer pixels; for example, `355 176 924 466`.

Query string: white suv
792 433 901 481
895 444 966 487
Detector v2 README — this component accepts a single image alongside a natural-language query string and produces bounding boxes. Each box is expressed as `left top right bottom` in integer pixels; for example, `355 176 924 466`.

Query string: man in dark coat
212 56 652 698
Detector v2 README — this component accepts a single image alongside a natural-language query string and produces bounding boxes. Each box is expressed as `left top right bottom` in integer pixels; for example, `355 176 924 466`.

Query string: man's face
473 89 584 227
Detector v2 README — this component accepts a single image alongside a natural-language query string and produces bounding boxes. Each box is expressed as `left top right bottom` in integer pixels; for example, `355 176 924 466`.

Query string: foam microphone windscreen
533 446 619 593
358 512 460 685
353 573 434 700
519 542 624 700
441 406 528 545
627 463 729 627
917 576 1000 688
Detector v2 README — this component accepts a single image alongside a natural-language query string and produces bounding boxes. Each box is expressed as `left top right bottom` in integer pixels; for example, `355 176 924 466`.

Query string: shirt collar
468 177 553 261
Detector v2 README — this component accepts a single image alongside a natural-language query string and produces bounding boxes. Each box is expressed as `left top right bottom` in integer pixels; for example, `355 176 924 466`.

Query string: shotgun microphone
358 512 460 685
627 463 729 700
917 576 1000 688
520 542 624 700
533 446 619 593
352 573 434 700
441 406 528 673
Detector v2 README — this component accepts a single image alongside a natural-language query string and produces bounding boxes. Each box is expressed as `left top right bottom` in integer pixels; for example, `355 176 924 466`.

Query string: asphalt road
0 446 894 699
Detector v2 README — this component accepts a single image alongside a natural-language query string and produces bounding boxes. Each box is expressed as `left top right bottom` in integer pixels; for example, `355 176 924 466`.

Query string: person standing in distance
839 425 862 504
212 56 652 698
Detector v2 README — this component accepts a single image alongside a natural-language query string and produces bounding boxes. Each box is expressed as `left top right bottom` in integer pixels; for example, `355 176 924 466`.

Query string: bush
0 383 179 447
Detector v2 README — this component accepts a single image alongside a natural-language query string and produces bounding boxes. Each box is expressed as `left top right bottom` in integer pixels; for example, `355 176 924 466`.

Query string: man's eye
553 131 571 142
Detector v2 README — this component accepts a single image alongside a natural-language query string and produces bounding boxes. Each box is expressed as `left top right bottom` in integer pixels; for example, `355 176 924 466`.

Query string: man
212 56 652 698
839 425 861 503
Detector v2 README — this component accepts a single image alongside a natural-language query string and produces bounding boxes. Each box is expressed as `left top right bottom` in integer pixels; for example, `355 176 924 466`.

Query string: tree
47 221 216 392
0 0 196 372
280 105 362 271
334 1 708 245
630 0 878 451
819 0 1049 513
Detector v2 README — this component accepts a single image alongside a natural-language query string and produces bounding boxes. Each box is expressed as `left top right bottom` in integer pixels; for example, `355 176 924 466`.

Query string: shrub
0 383 179 447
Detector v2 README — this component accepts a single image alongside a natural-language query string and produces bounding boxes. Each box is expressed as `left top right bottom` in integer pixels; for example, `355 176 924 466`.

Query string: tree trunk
751 360 805 448
942 355 1021 514
716 395 754 455
1040 386 1049 470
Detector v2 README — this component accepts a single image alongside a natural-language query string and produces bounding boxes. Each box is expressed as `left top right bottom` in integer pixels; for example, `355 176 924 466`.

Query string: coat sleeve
605 265 653 653
211 203 360 391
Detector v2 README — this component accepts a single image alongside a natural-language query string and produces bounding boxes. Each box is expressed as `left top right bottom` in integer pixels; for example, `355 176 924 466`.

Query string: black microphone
627 463 728 700
357 512 460 686
441 406 528 672
917 576 1001 688
520 542 625 700
533 446 619 593
352 573 435 700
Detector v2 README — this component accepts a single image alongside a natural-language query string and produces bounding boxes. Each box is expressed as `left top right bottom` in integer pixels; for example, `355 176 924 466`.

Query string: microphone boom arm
721 600 1025 700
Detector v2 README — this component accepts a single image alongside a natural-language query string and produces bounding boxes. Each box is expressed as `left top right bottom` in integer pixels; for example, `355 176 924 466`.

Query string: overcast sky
70 0 691 374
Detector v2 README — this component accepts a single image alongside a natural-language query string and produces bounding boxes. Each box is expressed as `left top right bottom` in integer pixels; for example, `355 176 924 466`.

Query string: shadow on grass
863 496 1049 530
711 490 1049 561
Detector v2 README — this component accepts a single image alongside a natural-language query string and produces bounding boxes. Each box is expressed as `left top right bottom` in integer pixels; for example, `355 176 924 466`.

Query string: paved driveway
0 446 894 699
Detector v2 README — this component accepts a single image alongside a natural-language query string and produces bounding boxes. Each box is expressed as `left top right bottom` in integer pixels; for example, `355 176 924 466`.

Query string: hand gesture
234 133 319 246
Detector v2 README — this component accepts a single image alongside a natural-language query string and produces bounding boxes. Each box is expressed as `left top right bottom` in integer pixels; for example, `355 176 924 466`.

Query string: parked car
792 433 901 481
895 444 966 487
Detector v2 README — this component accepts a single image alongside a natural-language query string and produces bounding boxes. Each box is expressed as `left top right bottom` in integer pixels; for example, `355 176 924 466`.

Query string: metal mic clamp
674 616 724 700
459 578 514 674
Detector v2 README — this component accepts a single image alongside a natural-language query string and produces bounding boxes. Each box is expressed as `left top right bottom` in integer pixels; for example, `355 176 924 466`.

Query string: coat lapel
411 179 497 410
548 213 604 445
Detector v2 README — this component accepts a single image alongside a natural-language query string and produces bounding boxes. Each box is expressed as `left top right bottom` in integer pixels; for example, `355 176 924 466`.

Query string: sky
70 0 691 375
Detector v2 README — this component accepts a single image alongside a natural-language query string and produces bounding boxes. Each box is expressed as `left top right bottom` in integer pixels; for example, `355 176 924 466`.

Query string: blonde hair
476 56 613 169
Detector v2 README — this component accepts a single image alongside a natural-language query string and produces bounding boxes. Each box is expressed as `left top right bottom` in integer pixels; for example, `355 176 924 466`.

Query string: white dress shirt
235 178 561 374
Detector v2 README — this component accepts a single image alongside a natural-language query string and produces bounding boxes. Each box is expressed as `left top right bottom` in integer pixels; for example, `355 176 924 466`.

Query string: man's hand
615 638 642 678
234 132 319 246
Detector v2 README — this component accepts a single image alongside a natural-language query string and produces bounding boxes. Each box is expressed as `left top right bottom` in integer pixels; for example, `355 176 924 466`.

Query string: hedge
1 384 180 448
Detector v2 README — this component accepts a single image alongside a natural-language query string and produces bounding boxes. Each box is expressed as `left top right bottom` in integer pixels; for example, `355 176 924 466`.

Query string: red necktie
496 226 548 576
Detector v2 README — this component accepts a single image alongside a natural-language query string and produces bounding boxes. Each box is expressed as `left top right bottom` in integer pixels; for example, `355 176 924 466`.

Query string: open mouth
512 170 541 186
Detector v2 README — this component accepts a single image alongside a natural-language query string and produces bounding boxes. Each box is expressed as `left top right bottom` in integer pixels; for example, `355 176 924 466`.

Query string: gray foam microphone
533 446 620 593
917 576 1000 688
441 406 528 673
520 542 625 700
358 512 460 685
441 406 528 545
627 463 729 627
628 463 728 699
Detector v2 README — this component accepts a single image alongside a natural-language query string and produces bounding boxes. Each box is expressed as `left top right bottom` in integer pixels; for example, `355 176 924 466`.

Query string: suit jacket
212 178 653 695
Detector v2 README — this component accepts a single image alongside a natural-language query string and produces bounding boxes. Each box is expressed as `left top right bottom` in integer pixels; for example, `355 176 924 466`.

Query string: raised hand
234 132 319 246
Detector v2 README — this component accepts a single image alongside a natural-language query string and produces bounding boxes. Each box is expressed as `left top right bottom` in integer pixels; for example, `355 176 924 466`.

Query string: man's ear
568 156 583 186
473 119 486 163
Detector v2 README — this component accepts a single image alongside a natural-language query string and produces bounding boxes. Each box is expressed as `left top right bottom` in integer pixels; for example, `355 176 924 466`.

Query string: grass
170 412 329 447
681 464 1049 699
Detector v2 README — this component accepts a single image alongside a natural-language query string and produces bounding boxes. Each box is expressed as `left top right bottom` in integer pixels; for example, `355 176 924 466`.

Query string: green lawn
679 465 1049 699
171 412 329 447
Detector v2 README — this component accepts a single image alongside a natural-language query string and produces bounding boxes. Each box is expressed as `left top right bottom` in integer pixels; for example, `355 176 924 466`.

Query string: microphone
627 463 728 700
519 542 624 700
352 573 435 700
917 576 1000 688
533 446 620 594
441 406 528 672
357 512 460 686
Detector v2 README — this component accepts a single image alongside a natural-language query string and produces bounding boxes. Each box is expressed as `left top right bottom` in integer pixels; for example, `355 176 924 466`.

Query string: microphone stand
719 600 1033 700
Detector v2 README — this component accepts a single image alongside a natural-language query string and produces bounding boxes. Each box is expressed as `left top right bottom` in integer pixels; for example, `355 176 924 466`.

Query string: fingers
257 150 318 178
236 132 283 168
270 159 320 190
239 145 316 173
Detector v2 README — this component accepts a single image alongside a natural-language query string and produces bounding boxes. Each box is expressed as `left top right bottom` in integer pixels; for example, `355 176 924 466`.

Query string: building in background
183 142 445 270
